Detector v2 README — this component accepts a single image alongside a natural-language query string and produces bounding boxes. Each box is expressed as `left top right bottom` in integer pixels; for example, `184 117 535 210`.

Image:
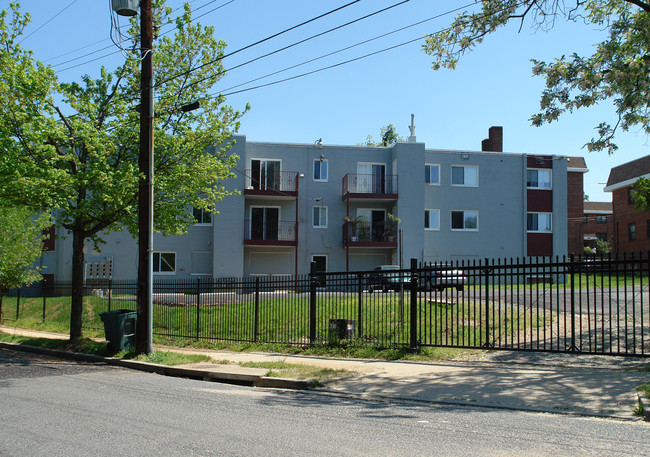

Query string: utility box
112 0 139 16
100 309 137 352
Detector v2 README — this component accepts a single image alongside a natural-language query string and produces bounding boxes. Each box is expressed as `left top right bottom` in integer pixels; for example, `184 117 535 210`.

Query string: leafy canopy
423 0 650 154
0 1 247 243
0 207 50 291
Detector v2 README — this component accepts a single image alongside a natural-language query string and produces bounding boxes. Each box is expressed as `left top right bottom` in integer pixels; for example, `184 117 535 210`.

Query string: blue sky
12 0 650 201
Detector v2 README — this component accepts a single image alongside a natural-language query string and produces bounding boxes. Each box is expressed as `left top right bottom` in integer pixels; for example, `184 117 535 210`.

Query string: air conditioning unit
112 0 139 17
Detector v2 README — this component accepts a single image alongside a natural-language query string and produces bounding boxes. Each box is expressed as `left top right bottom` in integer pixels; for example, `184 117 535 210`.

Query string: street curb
0 341 309 389
311 388 642 422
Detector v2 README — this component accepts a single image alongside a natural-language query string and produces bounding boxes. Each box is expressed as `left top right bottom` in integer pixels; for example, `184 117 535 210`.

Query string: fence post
357 274 363 338
409 258 418 350
16 288 21 320
254 277 260 343
568 253 579 352
482 258 494 348
196 278 201 340
108 279 112 312
42 295 46 323
309 261 317 345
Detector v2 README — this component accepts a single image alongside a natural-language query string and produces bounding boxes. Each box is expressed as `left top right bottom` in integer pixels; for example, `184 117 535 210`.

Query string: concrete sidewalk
1 326 649 420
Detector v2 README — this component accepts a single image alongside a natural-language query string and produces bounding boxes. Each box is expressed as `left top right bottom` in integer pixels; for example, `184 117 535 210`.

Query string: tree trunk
69 229 86 340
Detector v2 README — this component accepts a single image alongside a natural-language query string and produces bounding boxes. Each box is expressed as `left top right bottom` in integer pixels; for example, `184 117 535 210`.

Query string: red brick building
582 201 613 252
605 155 650 253
567 157 588 255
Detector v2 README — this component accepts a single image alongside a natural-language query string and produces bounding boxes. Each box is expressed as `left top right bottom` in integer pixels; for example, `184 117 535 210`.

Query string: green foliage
0 207 50 291
422 0 650 153
594 238 612 255
0 2 248 338
362 124 405 146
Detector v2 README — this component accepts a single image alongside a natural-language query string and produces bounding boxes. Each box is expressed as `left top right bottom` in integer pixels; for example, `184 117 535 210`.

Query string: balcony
342 221 397 248
342 173 398 201
244 219 297 246
244 170 298 199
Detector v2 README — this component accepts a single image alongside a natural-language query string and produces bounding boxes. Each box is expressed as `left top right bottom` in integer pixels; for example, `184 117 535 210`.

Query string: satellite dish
112 0 139 17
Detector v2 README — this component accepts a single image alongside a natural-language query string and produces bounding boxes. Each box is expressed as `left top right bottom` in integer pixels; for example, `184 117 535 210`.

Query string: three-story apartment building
41 128 580 281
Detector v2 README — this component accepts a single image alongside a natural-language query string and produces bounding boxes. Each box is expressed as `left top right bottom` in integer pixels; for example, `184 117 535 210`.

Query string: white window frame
451 165 479 187
153 251 176 275
424 209 440 231
248 158 282 189
311 254 328 272
192 206 212 225
527 168 552 189
527 212 552 233
313 206 328 228
425 164 440 186
313 159 328 182
451 210 479 231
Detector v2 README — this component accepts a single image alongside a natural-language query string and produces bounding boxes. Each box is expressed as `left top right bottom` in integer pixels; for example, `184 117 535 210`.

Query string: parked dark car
366 265 411 293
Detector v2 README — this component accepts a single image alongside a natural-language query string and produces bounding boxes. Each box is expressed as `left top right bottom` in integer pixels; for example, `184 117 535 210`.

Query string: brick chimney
481 126 503 152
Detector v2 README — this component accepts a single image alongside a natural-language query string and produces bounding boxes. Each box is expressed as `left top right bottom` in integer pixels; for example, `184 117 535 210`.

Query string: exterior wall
567 171 585 255
41 134 576 280
583 213 614 250
612 186 650 253
422 150 526 263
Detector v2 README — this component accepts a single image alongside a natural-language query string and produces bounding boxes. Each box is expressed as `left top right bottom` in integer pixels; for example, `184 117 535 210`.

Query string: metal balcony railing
342 173 397 197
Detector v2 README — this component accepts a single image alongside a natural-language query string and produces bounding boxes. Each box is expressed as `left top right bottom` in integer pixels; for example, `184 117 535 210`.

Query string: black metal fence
2 253 649 356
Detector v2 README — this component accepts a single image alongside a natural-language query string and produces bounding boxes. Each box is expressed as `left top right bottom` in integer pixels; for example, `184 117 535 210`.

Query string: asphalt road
1 348 649 456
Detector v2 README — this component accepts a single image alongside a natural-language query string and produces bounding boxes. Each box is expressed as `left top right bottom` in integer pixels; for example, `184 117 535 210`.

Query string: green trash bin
99 309 137 352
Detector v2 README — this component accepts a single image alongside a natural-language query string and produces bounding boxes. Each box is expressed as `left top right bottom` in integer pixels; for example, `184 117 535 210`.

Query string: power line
220 2 475 94
52 0 232 72
211 1 524 97
154 0 363 89
19 0 79 44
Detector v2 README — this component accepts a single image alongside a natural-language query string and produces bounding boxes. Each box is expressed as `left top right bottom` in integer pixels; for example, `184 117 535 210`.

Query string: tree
0 2 247 340
422 0 650 154
362 124 405 146
0 207 50 322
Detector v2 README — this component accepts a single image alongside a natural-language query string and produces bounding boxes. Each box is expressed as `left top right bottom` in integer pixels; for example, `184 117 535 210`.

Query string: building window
313 206 327 228
424 209 440 230
597 233 608 241
583 215 589 223
596 215 608 224
647 220 650 238
628 187 635 205
628 223 636 241
153 252 176 274
192 206 212 225
425 164 440 185
527 169 552 189
451 210 478 230
250 159 281 190
313 159 328 182
527 213 552 232
451 166 478 187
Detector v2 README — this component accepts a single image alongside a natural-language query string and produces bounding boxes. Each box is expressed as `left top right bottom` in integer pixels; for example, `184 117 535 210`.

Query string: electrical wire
176 0 414 94
18 0 79 44
51 0 231 71
220 1 475 94
153 0 362 89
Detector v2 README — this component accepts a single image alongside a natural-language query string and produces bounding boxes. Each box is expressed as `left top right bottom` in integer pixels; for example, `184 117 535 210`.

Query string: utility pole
136 0 154 355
